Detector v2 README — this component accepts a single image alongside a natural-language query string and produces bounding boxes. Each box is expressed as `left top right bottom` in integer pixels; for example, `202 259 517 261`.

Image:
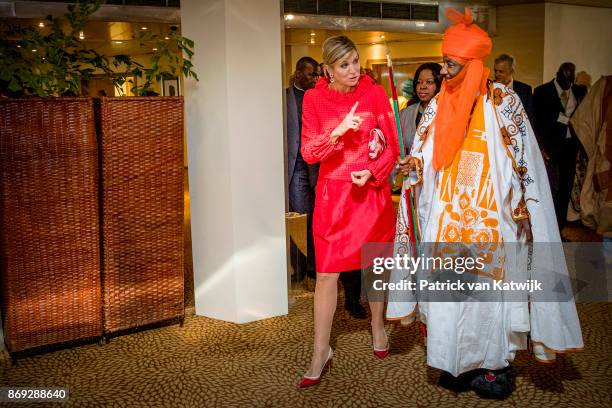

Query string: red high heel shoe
373 332 390 360
298 348 333 388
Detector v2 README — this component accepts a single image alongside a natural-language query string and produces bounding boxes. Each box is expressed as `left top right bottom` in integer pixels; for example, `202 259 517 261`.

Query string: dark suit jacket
532 80 587 159
512 80 533 119
286 86 319 189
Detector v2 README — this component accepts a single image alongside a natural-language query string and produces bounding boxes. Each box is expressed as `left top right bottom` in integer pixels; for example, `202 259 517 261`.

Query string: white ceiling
3 19 179 56
286 28 442 46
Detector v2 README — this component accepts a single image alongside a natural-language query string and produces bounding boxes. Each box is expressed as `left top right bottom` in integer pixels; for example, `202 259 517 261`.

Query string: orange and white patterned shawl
386 81 583 376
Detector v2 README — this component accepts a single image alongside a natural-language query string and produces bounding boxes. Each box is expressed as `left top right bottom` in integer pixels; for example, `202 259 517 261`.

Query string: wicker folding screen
97 97 184 334
0 98 102 352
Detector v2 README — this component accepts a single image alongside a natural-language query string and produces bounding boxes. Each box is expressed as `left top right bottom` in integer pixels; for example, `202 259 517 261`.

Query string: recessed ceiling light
17 45 21 48
31 49 37 52
164 36 170 40
152 48 158 51
285 14 294 21
141 26 148 30
38 22 44 28
114 41 123 44
380 35 385 39
310 32 315 36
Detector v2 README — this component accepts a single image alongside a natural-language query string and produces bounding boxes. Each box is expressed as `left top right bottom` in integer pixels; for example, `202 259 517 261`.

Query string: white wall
544 3 612 83
182 0 288 323
489 3 546 88
289 45 310 78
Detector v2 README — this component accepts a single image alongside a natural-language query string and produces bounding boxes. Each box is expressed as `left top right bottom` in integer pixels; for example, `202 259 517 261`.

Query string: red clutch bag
368 128 386 159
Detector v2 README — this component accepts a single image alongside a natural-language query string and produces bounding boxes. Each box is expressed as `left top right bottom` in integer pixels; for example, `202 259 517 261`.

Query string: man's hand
516 219 533 242
397 155 417 177
331 101 363 143
351 169 372 187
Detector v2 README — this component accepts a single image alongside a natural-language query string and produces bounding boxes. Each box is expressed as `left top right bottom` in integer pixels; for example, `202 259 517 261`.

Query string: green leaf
8 77 21 92
0 0 199 96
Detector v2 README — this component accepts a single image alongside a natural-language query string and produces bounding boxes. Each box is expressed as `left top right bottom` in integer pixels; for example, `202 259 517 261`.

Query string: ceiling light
310 32 315 36
380 35 385 39
164 36 170 40
38 22 44 28
31 49 37 52
141 26 148 30
310 39 315 44
152 48 158 51
79 31 85 40
285 14 295 21
114 41 123 44
17 45 21 48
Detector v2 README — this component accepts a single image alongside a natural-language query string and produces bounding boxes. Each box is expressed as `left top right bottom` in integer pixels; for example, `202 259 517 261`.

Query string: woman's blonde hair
322 35 358 67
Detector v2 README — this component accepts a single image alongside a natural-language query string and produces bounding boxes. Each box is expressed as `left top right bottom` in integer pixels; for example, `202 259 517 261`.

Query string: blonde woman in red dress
298 36 399 388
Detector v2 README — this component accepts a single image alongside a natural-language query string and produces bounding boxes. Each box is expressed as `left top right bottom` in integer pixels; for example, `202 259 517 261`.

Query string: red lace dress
301 76 398 272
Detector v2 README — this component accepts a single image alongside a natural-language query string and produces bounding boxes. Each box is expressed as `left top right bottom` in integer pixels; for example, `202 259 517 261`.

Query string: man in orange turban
386 7 583 400
434 7 492 171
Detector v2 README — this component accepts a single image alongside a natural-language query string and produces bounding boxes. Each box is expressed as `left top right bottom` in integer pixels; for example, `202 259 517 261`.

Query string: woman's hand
516 219 533 242
351 169 372 187
331 101 363 143
396 155 418 177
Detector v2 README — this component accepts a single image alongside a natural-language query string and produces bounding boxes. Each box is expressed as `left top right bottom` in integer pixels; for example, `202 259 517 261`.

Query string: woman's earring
330 74 335 83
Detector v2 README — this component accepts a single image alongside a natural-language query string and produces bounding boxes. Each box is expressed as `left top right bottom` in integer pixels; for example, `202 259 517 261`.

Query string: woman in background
400 63 442 152
390 63 442 191
298 35 399 388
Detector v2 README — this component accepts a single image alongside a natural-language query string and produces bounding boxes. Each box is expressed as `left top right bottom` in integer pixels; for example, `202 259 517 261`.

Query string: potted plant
0 0 198 352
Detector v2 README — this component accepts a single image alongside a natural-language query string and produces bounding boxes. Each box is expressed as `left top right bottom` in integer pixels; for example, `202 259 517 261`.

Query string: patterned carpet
1 177 610 407
1 296 611 407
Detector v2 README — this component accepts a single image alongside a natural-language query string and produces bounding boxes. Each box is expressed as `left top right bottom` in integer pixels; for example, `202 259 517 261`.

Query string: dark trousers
547 139 578 230
289 166 316 280
339 269 362 306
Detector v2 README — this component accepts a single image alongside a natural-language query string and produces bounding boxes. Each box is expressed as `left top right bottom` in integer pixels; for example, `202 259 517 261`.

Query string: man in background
570 75 612 240
286 57 320 283
533 62 587 230
493 54 532 118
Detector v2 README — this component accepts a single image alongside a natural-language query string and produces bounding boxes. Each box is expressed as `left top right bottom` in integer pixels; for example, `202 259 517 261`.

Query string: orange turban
433 8 493 171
